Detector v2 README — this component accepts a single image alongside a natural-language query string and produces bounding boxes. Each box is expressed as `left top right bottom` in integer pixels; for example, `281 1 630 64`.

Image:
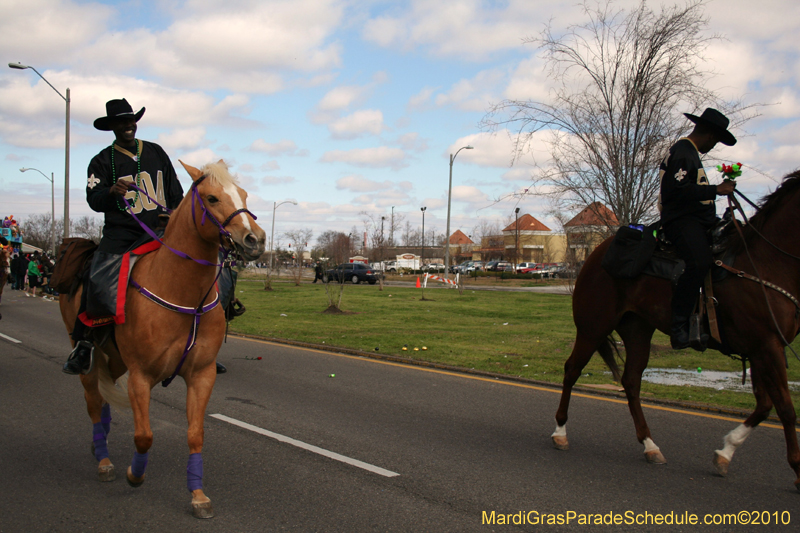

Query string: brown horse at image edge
553 170 800 491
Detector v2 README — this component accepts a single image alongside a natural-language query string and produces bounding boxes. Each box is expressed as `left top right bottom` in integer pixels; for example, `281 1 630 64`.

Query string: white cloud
317 85 369 112
335 175 394 192
395 132 428 152
321 147 408 170
434 69 506 112
362 0 545 59
407 86 437 111
452 185 489 203
328 109 385 139
248 139 308 157
261 176 297 185
156 127 208 151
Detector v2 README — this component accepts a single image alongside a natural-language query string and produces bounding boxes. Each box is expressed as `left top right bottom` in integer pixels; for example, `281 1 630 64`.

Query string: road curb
228 332 794 427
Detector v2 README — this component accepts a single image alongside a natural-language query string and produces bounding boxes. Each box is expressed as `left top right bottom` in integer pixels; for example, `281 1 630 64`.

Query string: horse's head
180 160 267 261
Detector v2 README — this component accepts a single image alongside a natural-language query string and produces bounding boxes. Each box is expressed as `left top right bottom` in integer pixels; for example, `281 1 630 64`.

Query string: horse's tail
95 348 131 411
597 335 623 383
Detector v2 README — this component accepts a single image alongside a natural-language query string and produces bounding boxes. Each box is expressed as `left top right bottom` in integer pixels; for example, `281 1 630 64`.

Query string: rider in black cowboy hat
659 108 737 350
62 98 228 375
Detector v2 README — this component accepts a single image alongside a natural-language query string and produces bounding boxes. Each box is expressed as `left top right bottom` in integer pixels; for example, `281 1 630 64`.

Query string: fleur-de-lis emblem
674 169 687 182
88 174 101 189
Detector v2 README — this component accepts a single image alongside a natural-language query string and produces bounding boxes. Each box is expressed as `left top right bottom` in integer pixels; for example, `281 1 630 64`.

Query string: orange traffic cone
416 277 421 288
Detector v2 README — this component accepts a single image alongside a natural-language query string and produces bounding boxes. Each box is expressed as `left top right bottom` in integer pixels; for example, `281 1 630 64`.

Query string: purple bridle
121 175 257 387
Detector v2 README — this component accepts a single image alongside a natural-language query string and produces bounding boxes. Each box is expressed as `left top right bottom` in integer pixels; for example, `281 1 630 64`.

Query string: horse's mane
200 160 239 187
727 169 800 252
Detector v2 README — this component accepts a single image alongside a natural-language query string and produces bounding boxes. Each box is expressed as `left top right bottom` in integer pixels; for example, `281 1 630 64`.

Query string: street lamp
10 62 71 240
269 200 297 271
445 145 473 278
420 207 427 267
390 206 395 246
20 168 55 255
514 207 520 271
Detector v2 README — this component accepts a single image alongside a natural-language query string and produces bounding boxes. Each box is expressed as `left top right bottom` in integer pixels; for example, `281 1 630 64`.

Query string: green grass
230 280 800 413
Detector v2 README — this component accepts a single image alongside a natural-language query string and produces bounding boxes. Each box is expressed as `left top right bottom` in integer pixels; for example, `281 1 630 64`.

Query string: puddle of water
639 367 800 393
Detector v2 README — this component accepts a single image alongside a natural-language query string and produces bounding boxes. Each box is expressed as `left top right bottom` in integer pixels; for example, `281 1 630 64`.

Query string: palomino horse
553 170 800 491
59 160 266 517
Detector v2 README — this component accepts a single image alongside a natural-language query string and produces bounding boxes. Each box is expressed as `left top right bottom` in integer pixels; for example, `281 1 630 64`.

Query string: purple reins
120 174 256 387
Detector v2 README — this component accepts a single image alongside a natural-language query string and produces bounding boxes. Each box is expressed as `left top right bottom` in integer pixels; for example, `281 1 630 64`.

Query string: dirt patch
321 306 357 315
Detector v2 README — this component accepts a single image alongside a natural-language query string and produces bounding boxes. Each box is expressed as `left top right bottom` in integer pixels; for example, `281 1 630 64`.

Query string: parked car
516 262 538 272
325 263 378 284
455 261 482 274
485 261 513 272
465 261 484 273
422 263 445 272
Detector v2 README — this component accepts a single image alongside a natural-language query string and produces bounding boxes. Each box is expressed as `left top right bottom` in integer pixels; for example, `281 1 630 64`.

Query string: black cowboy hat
684 107 737 146
93 98 145 131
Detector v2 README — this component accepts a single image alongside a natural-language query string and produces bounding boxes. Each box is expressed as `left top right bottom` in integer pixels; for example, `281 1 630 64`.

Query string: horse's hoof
192 501 215 519
713 452 729 477
552 435 569 451
126 466 145 488
98 464 116 482
645 450 667 464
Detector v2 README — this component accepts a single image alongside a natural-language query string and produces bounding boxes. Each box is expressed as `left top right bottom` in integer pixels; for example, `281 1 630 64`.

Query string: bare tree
21 214 57 252
482 0 757 226
316 230 352 265
283 228 313 286
72 216 103 243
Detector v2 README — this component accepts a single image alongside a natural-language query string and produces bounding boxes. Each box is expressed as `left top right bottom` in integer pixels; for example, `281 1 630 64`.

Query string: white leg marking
552 424 567 438
715 424 752 462
224 183 251 232
643 437 660 454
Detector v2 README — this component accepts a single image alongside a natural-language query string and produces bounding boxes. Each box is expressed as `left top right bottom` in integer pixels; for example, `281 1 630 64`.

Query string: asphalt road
1 290 798 532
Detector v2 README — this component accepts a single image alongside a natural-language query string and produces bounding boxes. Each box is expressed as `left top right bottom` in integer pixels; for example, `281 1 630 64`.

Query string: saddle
602 217 737 352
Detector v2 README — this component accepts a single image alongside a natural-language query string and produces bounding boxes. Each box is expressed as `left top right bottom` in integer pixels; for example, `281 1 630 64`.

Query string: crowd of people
6 249 57 300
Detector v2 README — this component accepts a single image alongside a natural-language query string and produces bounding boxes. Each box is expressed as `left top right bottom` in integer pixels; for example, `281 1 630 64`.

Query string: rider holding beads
62 98 226 375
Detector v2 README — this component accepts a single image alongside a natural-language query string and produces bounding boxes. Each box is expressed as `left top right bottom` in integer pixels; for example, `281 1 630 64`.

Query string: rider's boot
62 340 95 375
670 315 692 350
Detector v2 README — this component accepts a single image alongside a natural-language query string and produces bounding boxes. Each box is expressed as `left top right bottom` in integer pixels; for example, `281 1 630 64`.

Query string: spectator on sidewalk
27 252 42 298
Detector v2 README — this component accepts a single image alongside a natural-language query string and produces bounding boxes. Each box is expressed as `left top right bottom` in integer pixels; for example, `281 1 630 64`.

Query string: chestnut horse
553 170 800 491
59 160 266 517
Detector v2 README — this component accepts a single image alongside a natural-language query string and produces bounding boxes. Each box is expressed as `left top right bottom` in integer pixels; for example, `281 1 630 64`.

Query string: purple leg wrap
131 451 149 478
101 403 112 436
92 422 109 461
187 453 203 492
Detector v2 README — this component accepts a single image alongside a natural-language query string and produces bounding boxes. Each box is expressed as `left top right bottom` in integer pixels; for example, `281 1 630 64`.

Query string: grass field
229 279 800 413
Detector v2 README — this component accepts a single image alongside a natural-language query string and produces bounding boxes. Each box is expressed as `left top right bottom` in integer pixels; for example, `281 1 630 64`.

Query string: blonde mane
199 160 239 187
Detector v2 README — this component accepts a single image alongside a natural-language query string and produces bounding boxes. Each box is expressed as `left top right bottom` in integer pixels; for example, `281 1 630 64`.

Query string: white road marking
0 332 22 344
211 413 400 478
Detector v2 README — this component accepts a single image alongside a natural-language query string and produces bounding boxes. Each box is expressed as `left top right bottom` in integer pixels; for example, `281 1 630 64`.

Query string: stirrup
63 341 95 375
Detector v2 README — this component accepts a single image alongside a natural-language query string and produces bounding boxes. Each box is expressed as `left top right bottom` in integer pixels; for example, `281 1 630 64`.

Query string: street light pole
420 207 426 266
20 168 56 255
269 200 297 271
445 145 473 278
9 62 71 240
514 207 520 271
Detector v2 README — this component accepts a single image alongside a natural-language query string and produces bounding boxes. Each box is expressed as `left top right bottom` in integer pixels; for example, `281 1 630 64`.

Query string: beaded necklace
111 139 141 211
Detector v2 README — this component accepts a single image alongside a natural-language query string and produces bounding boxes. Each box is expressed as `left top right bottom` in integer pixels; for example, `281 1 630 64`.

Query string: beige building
563 202 619 262
501 214 567 264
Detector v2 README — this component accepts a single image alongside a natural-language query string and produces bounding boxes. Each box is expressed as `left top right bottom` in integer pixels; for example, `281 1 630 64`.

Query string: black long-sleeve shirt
658 138 718 227
87 140 184 254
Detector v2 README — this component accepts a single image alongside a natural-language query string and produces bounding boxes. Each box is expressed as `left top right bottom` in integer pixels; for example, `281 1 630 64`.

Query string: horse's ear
179 160 204 182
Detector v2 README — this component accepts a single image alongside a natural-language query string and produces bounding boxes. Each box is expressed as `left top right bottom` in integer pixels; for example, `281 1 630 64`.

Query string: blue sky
2 0 800 247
